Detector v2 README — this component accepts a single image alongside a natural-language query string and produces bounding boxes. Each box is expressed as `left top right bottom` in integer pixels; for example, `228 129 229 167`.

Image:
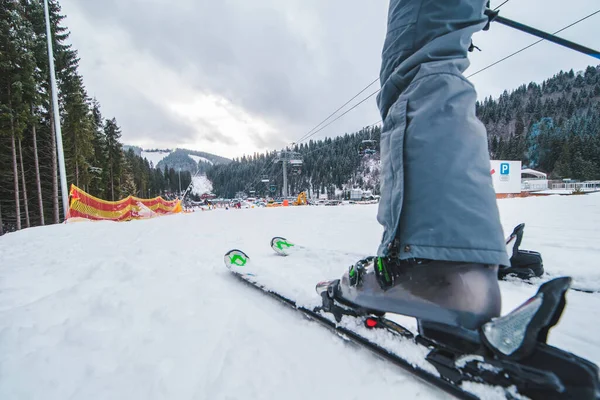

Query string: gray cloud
103 89 197 146
193 119 237 147
61 0 386 151
72 0 386 128
61 0 599 157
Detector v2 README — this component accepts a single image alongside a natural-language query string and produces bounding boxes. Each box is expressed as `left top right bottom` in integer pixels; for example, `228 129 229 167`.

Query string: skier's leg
377 0 508 266
337 0 510 330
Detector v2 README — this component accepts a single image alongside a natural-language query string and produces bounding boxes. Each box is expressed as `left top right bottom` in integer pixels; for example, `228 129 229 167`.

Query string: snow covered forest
0 1 194 234
207 125 382 199
208 66 600 198
480 66 600 179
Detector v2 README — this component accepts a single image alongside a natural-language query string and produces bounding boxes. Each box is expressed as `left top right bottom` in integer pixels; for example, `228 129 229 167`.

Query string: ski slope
141 151 215 170
1 194 600 399
141 150 171 167
189 155 214 165
191 175 213 196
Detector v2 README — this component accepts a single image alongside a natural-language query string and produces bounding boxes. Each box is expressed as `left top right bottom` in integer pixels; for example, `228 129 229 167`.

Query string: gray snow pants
376 0 510 267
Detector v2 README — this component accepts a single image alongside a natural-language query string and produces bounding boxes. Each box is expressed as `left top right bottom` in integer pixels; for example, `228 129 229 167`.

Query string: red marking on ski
365 318 378 328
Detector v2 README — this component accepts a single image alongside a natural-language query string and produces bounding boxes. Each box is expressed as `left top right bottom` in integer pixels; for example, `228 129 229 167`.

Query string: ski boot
499 223 544 280
318 259 600 399
318 253 501 330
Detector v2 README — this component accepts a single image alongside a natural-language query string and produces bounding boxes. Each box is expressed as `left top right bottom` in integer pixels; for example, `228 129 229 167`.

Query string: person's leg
336 0 509 330
376 0 509 266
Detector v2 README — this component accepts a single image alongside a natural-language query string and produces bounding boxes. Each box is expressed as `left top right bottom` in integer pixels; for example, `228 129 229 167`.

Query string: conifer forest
1 0 599 234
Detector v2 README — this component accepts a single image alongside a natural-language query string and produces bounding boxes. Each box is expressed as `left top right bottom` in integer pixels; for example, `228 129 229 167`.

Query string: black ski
224 249 600 400
224 251 479 399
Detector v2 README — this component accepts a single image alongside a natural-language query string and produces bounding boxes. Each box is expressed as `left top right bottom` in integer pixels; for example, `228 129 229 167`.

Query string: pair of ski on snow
224 232 600 399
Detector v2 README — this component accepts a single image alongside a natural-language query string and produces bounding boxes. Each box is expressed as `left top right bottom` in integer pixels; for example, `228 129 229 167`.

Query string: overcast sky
59 0 599 159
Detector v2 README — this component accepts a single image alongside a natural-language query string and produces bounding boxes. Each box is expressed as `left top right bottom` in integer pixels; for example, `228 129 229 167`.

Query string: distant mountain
123 145 143 156
131 147 232 173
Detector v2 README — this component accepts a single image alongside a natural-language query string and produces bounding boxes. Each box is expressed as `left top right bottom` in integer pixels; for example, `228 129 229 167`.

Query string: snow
535 189 600 195
141 150 171 168
2 194 600 399
188 155 213 165
191 175 213 196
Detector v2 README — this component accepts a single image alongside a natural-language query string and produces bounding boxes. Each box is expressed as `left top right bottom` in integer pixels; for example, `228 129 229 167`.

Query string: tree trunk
9 86 21 231
50 111 59 224
75 138 79 187
32 107 45 225
18 137 30 228
11 134 21 231
110 164 114 201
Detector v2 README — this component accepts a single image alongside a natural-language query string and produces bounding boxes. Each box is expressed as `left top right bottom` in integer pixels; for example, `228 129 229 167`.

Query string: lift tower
274 150 303 198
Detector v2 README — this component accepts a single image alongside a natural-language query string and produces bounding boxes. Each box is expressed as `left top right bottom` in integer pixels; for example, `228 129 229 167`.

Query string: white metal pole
44 0 69 219
178 169 182 195
282 161 288 198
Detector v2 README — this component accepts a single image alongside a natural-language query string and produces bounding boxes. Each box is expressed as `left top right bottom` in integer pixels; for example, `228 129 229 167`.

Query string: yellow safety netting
67 185 182 222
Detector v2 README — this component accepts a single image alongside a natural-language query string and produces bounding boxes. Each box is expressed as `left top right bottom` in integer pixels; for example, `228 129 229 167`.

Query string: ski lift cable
294 77 380 145
303 120 382 157
263 7 596 182
289 1 510 149
243 158 277 192
468 8 600 80
298 7 599 145
243 162 274 192
243 5 596 189
297 88 381 144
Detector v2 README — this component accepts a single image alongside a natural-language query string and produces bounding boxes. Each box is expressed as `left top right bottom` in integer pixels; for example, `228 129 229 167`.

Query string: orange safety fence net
67 184 182 222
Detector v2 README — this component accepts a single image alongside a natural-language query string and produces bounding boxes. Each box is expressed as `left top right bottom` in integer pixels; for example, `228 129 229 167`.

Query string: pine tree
0 0 37 230
89 98 106 197
104 118 122 200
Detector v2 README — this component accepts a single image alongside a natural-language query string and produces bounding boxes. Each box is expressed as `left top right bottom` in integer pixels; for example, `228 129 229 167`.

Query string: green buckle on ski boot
375 257 395 289
349 257 375 287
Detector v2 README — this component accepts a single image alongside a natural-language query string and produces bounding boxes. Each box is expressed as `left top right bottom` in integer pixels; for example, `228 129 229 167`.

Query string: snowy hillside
189 155 214 165
1 194 600 399
191 175 213 196
139 148 229 172
141 150 171 167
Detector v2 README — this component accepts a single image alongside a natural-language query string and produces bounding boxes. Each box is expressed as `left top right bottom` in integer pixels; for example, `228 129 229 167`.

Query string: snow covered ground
1 194 600 399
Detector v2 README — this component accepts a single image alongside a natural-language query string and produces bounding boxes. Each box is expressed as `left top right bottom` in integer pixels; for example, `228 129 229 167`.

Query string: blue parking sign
500 163 510 175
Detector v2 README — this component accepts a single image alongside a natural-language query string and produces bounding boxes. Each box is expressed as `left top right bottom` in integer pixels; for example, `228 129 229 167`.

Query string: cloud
59 0 599 158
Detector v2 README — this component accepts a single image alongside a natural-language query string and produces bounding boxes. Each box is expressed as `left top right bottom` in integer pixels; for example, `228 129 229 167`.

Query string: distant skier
336 0 509 330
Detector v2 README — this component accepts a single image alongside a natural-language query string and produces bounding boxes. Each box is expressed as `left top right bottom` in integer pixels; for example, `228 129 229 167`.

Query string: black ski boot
316 259 600 399
499 223 544 280
327 253 502 331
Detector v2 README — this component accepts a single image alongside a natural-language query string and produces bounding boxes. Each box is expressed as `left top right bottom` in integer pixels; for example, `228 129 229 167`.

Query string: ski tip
271 236 295 256
224 249 250 269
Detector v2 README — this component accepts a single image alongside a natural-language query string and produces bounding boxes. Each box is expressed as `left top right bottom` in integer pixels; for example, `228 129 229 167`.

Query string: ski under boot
317 270 600 399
